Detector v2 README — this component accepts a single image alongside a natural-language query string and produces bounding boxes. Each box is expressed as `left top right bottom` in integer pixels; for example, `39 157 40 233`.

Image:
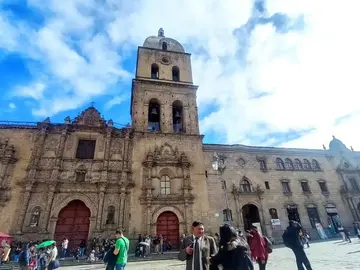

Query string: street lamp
212 152 232 225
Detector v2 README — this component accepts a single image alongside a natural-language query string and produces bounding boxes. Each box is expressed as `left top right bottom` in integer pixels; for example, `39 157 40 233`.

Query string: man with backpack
113 230 130 270
282 221 312 270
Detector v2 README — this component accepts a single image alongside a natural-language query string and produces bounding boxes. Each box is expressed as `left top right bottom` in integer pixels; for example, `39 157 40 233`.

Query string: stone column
183 105 190 134
55 129 67 168
16 183 33 233
42 186 55 233
123 135 130 170
102 129 112 181
146 203 151 234
96 185 106 230
118 187 126 229
184 203 190 234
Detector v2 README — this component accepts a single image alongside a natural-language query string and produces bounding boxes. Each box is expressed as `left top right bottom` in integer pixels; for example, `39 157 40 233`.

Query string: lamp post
212 152 232 225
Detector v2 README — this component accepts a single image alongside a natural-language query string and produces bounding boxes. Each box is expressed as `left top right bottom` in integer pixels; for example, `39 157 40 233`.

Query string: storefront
326 204 342 233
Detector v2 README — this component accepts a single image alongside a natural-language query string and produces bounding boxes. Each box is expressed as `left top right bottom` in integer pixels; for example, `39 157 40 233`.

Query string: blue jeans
116 264 126 270
62 248 67 258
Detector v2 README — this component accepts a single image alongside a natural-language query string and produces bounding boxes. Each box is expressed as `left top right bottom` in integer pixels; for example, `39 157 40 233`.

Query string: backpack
282 229 293 249
263 236 273 253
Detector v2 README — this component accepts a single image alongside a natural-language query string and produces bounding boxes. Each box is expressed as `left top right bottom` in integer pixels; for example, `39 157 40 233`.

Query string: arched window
307 205 320 228
148 99 160 131
312 159 320 170
172 100 184 133
160 175 171 195
162 42 167 51
151 63 159 79
172 66 180 81
269 208 279 219
318 180 328 193
276 158 285 170
284 158 293 170
303 159 311 170
242 179 251 192
29 206 41 227
106 206 115 224
294 159 302 170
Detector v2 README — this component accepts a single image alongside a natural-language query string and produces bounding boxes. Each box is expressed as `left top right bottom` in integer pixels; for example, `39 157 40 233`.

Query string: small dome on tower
143 28 185 53
329 135 350 153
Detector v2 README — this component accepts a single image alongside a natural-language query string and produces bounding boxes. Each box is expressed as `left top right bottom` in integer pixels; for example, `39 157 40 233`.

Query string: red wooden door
54 200 90 251
156 211 179 248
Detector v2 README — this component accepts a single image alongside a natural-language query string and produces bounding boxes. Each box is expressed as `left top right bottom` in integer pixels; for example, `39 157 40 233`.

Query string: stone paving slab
59 239 360 270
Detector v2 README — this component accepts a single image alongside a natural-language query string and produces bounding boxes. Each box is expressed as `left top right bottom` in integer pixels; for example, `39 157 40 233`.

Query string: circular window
161 56 169 63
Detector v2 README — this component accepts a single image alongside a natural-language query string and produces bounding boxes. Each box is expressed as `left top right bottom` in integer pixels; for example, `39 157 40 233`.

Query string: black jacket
210 239 254 270
103 247 116 266
283 226 303 249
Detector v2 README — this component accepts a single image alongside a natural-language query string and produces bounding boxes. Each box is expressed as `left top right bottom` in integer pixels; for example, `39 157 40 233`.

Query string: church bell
150 108 158 115
174 111 181 119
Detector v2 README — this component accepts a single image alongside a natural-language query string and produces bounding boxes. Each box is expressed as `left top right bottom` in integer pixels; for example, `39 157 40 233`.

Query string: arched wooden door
54 200 90 250
156 211 179 248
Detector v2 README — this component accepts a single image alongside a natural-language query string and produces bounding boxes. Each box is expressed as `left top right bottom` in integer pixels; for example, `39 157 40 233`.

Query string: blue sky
1 0 360 149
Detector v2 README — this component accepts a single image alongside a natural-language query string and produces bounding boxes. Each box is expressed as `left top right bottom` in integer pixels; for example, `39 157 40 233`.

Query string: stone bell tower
129 29 210 240
130 28 200 134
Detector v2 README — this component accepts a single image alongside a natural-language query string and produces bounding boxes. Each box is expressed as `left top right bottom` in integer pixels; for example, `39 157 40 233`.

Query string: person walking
18 242 35 270
178 220 217 270
104 244 117 270
113 230 130 270
249 225 268 270
207 224 254 270
282 221 312 270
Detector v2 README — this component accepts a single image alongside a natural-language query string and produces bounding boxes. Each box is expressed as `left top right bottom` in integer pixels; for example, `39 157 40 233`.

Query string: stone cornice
132 78 198 90
0 122 134 137
134 130 204 140
203 143 329 157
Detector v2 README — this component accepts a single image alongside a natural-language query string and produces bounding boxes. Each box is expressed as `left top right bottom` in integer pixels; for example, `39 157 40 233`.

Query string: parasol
36 240 56 249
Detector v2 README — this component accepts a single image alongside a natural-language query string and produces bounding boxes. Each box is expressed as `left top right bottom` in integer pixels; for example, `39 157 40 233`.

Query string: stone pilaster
16 183 33 233
96 184 106 230
43 186 56 233
118 187 126 229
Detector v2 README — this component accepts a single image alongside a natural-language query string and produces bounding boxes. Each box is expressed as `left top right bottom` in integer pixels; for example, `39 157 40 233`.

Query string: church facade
0 29 358 247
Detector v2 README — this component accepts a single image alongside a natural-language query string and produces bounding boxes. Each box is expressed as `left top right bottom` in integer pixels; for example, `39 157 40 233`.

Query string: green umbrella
36 240 55 249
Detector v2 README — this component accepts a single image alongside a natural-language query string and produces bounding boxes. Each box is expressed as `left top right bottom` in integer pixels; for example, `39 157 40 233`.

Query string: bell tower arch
130 28 200 134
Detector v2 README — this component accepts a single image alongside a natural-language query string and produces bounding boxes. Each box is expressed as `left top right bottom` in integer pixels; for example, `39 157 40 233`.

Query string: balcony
232 184 264 197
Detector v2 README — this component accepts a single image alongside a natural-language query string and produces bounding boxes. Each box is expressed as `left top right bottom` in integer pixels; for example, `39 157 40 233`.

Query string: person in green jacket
113 230 130 270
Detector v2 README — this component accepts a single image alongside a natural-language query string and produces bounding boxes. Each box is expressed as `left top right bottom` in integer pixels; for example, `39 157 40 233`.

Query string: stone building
0 29 358 248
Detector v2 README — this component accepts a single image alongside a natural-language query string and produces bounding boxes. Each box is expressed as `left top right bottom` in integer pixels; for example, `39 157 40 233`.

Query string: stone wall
203 145 353 240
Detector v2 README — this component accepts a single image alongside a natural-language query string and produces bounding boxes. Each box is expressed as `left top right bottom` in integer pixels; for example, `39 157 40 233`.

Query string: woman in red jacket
249 225 268 270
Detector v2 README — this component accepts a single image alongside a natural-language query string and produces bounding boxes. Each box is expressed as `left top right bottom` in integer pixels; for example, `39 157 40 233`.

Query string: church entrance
156 211 179 249
54 200 90 250
242 204 261 231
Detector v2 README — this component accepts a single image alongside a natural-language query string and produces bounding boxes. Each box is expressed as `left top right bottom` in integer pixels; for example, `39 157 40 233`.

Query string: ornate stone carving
236 158 246 168
143 143 190 167
29 206 41 227
72 106 106 127
0 138 17 165
110 139 123 158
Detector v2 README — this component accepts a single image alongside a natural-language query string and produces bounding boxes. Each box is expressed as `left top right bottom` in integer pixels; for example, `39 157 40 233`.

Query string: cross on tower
90 101 95 107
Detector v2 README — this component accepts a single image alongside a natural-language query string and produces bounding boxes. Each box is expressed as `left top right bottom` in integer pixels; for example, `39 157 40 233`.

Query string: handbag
49 259 60 269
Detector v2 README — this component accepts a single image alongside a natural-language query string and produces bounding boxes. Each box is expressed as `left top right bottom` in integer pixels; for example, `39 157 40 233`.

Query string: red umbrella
0 232 12 244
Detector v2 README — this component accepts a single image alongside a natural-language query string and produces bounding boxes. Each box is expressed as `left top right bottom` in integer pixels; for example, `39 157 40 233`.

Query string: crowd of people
2 219 359 270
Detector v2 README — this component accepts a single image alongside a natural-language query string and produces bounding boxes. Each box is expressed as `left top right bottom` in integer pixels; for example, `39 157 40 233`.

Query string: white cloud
104 95 127 110
8 103 15 109
2 0 360 149
14 82 46 100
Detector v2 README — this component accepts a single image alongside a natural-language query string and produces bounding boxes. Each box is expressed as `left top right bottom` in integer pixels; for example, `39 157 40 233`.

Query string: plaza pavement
45 238 360 270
